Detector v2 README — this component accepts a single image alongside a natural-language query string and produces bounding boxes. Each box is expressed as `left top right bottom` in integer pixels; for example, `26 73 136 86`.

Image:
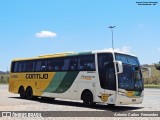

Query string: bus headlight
118 92 126 96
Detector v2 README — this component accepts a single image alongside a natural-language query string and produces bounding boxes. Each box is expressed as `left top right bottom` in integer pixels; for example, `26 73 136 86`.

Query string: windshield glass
116 54 140 66
115 53 143 91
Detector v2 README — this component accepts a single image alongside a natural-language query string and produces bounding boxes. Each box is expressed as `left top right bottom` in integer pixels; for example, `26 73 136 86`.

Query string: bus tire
82 90 95 107
19 86 26 99
26 87 33 100
108 104 115 107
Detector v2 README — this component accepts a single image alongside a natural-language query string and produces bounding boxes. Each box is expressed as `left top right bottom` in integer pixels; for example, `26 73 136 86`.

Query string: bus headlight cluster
118 92 126 96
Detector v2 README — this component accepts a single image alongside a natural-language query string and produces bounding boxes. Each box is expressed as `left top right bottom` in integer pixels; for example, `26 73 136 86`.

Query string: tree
155 62 160 70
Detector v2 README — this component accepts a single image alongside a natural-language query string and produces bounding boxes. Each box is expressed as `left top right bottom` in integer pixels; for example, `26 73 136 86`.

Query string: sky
0 0 160 71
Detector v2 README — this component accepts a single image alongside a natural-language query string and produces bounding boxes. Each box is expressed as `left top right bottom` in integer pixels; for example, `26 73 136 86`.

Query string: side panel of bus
9 72 54 96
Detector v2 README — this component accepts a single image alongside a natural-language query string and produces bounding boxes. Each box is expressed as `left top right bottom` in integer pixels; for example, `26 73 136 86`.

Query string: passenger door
97 53 116 103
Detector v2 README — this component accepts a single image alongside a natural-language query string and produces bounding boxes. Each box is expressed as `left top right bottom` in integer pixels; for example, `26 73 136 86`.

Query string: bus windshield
115 54 143 91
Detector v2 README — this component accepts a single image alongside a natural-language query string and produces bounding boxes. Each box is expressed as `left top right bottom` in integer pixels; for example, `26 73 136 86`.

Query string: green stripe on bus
78 51 92 55
52 71 79 93
67 51 92 56
43 72 67 92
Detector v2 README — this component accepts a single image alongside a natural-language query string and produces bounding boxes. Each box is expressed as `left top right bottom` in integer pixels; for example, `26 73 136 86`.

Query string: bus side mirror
116 61 123 74
141 66 151 78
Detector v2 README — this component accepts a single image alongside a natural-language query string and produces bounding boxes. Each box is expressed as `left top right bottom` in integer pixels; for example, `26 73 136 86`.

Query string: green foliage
143 65 160 87
155 63 160 70
0 74 9 84
144 76 160 84
144 84 160 88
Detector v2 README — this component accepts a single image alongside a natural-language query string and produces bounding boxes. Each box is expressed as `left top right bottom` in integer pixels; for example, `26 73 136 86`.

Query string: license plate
132 99 136 102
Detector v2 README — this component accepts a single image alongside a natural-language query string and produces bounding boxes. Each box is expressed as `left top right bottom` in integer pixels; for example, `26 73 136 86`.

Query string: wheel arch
81 89 94 100
26 86 32 91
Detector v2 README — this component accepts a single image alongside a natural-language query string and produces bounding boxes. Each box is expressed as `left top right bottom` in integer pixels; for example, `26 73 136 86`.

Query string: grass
142 65 160 77
144 84 160 88
143 65 160 88
0 73 9 84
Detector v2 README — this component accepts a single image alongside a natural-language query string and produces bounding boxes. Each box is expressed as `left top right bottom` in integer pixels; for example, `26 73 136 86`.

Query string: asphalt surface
0 84 160 120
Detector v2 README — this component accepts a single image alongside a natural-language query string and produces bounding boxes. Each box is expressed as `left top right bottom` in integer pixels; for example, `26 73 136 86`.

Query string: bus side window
61 58 70 71
35 61 41 72
11 62 18 72
25 61 35 72
47 58 61 71
61 57 78 71
68 57 77 70
78 55 95 71
41 61 47 71
17 62 26 72
47 61 54 71
35 60 47 72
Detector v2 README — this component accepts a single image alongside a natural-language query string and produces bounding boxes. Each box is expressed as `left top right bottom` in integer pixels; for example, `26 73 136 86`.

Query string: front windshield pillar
112 52 119 92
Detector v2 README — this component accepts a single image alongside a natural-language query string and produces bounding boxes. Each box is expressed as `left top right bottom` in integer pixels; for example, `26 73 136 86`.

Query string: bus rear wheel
19 87 25 99
26 87 33 100
82 91 95 107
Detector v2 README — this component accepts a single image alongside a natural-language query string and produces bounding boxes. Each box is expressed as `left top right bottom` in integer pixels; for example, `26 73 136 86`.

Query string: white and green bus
9 50 150 106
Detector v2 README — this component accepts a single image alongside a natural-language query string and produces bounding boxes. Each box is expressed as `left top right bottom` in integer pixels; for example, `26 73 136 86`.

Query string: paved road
0 84 160 119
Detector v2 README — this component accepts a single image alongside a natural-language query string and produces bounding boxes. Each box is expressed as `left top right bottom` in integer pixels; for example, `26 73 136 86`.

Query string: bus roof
92 49 136 57
12 49 136 61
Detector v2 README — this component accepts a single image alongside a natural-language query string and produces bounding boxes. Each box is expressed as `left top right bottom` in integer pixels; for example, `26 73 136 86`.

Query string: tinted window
78 55 95 71
61 57 77 71
25 61 35 72
11 54 95 72
116 54 140 66
47 58 61 71
11 62 18 72
98 53 116 90
17 61 26 72
35 60 47 72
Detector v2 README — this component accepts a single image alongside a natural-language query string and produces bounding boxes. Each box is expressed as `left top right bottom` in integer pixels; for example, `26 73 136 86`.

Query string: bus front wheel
82 91 95 107
26 87 33 100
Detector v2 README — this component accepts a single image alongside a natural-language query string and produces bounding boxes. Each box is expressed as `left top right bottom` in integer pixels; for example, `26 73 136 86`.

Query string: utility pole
108 26 116 50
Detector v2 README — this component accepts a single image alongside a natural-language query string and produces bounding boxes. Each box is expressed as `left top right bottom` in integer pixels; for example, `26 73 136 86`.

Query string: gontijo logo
26 74 48 79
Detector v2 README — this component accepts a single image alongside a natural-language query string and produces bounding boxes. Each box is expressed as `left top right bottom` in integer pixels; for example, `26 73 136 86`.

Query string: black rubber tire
26 87 33 100
82 91 95 107
108 104 115 108
19 87 26 99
